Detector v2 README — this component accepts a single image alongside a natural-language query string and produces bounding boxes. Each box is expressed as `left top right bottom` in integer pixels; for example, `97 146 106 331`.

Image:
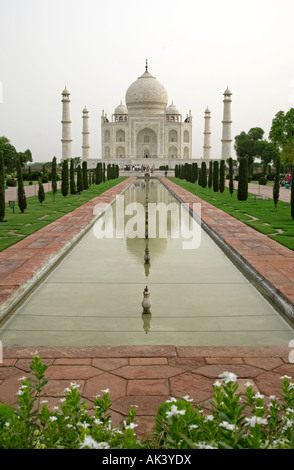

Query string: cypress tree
208 161 213 189
38 178 45 204
213 161 219 192
220 160 225 193
61 159 69 197
175 165 178 178
82 161 88 189
199 169 202 186
291 166 294 220
201 162 207 188
228 157 234 196
70 159 76 194
28 165 32 185
102 163 106 182
51 156 57 200
237 157 248 201
95 163 99 184
273 155 280 210
16 157 27 213
77 164 83 192
0 151 5 222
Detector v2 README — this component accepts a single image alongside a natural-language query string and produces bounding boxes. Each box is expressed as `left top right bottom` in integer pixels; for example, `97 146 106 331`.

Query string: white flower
245 381 253 387
18 376 27 381
204 415 214 423
63 387 71 393
166 405 186 418
80 436 110 449
49 416 57 422
70 382 80 389
196 443 216 449
125 422 138 430
166 397 177 403
219 372 237 383
41 400 48 404
66 424 74 429
219 421 237 431
189 424 199 430
93 418 103 425
60 398 66 403
30 350 39 356
95 394 101 399
114 429 123 435
245 416 268 427
280 375 292 380
254 392 264 399
77 422 90 429
269 395 277 400
16 390 23 396
213 381 222 387
53 406 59 411
286 408 294 414
183 395 193 402
101 388 109 393
4 422 10 427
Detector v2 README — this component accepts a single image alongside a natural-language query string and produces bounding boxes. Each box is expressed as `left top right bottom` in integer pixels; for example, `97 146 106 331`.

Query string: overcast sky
0 0 294 163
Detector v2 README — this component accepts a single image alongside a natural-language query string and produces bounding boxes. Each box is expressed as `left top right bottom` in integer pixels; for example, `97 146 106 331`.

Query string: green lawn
169 178 294 251
0 178 127 252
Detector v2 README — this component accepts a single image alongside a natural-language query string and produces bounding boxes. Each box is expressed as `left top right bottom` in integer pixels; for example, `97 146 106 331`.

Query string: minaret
203 107 211 159
221 87 232 160
82 106 90 159
61 86 72 161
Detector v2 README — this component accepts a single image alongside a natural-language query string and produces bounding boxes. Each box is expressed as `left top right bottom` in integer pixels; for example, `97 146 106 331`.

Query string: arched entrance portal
136 128 157 158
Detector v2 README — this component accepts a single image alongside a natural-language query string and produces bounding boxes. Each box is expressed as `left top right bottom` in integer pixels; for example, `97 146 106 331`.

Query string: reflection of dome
166 102 179 115
125 66 168 114
114 101 128 115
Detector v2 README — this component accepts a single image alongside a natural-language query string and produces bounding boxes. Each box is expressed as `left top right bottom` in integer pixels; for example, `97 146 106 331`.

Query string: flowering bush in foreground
0 355 294 449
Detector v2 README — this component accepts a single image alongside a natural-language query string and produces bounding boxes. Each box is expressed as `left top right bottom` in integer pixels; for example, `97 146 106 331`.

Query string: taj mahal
61 61 232 168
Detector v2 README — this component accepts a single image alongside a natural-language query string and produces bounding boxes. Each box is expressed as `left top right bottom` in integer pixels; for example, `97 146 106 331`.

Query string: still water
0 179 293 346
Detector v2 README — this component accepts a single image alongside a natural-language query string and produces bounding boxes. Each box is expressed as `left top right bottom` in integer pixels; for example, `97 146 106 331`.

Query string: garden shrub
0 355 294 449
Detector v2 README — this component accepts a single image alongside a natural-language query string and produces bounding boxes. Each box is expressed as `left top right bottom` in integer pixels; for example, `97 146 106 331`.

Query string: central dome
125 67 168 114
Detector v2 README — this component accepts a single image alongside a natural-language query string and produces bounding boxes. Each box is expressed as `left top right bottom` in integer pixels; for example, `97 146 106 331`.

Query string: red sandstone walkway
1 177 294 438
1 345 294 437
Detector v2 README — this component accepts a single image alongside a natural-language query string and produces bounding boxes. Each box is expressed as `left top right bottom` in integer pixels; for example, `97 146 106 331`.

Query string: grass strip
0 178 127 252
169 177 294 251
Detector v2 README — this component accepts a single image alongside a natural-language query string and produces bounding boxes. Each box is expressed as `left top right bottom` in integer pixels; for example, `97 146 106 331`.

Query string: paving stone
194 364 262 379
243 357 283 371
168 357 206 369
112 395 169 416
127 379 169 396
53 358 92 365
205 357 244 365
254 372 284 398
113 365 182 380
45 365 102 381
92 358 129 370
170 372 214 403
43 379 85 397
129 358 168 366
83 372 126 401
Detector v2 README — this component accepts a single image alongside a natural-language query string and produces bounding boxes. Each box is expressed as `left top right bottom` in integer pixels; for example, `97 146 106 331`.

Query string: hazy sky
0 0 294 163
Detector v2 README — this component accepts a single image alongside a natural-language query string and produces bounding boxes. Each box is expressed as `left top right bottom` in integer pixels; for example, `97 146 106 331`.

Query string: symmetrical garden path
0 177 294 438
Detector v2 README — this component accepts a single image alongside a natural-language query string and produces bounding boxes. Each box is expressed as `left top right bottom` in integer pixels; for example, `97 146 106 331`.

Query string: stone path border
161 178 294 324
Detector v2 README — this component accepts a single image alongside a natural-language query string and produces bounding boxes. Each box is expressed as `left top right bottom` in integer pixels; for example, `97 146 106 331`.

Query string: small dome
83 106 89 113
114 101 128 115
166 102 179 115
62 86 70 95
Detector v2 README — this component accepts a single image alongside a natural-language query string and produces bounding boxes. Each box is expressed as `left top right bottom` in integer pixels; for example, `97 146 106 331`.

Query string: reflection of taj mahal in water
61 60 232 167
